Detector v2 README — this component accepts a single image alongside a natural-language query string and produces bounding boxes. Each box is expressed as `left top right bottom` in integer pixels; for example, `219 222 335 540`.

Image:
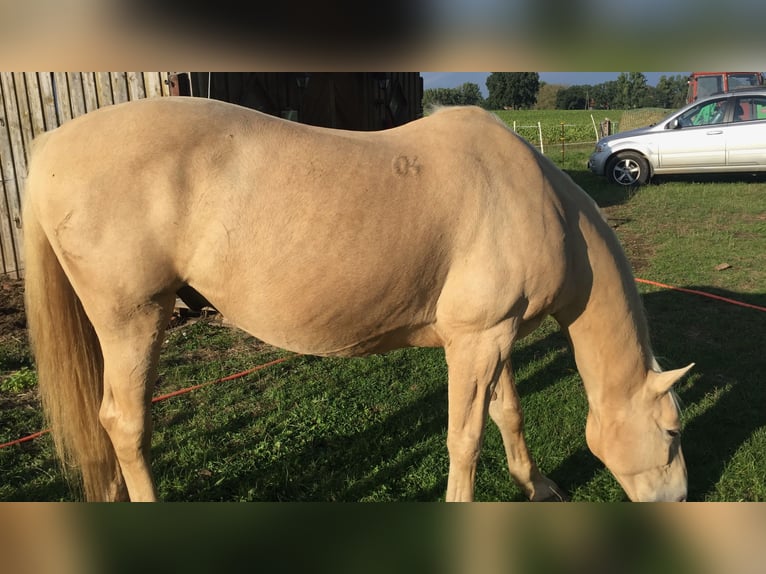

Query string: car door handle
706 130 723 135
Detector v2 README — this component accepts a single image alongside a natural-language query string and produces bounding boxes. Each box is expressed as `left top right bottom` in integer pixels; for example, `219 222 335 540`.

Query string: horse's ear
649 363 695 395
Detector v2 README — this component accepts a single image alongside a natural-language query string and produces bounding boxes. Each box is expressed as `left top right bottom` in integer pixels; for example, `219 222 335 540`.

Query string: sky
421 72 690 97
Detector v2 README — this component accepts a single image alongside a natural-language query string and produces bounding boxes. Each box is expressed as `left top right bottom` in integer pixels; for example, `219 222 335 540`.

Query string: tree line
423 72 689 111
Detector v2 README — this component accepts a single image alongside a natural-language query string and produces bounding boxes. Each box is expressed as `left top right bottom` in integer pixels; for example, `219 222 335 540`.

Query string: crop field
495 108 615 149
0 109 763 502
493 108 672 153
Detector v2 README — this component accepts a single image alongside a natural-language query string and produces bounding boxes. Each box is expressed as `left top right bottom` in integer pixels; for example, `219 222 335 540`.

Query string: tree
655 74 688 109
485 73 506 109
592 81 618 109
422 82 485 110
547 73 684 111
614 72 650 108
486 72 540 109
555 85 588 110
455 82 484 106
423 88 460 108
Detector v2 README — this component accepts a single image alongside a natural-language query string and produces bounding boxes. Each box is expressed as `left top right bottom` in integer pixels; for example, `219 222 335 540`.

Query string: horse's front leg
488 361 568 501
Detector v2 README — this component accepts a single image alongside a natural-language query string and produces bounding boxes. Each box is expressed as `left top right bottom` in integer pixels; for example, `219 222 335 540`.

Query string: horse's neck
556 210 653 411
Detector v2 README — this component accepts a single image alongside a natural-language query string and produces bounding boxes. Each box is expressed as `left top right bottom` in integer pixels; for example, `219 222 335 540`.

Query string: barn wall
0 72 170 278
177 72 423 131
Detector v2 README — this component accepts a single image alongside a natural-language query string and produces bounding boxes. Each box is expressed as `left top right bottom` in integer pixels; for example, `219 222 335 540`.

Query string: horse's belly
223 306 442 357
195 271 442 357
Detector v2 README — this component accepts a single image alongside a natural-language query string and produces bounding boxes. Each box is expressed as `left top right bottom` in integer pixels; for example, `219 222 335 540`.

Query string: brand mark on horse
392 155 420 176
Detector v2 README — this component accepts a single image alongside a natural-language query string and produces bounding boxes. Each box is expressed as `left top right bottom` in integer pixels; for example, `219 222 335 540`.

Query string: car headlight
594 142 607 153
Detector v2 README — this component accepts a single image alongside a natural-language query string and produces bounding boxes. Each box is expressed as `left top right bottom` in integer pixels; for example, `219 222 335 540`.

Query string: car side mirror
667 119 681 130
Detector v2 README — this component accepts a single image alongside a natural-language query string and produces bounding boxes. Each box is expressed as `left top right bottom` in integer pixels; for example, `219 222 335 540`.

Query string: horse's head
585 364 694 501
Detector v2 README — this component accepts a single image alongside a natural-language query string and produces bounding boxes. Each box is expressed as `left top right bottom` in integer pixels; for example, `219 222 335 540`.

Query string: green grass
1 112 764 502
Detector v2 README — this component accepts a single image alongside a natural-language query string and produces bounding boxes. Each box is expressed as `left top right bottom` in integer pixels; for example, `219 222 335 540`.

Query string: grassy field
0 111 764 502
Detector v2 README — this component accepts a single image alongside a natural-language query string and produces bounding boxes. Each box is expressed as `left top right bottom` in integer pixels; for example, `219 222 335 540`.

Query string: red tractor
686 72 764 103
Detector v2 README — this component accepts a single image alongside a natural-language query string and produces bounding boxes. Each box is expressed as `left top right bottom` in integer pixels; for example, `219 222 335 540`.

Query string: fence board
21 73 47 139
95 72 114 107
52 72 73 123
37 73 58 130
0 79 20 275
126 72 146 100
12 73 35 162
0 74 25 276
67 72 88 119
111 72 129 104
144 73 167 98
7 74 37 272
0 71 170 277
80 73 99 114
2 75 26 245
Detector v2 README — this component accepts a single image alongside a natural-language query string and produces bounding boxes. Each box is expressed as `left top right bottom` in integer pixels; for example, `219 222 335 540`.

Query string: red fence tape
0 429 50 450
0 356 293 450
635 278 766 313
151 356 291 403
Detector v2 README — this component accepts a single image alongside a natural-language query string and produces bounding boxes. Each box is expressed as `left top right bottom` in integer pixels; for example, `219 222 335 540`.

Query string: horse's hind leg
94 295 175 502
488 362 568 501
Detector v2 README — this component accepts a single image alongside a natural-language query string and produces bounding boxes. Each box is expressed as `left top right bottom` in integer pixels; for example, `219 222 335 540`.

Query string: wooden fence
0 72 171 278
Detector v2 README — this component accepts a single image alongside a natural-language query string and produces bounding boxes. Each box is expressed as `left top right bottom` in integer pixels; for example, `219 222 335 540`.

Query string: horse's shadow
152 352 452 501
562 168 639 209
151 285 763 501
151 325 597 502
642 286 765 501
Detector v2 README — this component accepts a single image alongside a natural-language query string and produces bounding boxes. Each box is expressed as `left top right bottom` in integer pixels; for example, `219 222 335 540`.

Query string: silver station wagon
588 88 766 186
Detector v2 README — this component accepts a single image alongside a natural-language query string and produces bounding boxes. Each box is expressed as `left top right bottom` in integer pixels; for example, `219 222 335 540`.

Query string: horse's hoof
531 484 570 502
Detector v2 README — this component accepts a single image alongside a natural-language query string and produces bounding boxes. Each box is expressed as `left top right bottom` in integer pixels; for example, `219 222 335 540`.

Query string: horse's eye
666 429 681 439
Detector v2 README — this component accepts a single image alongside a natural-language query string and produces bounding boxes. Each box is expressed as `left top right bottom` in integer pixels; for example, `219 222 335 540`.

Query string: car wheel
606 152 650 186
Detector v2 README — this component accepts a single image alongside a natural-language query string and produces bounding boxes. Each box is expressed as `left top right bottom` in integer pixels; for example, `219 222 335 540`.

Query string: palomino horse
23 98 692 502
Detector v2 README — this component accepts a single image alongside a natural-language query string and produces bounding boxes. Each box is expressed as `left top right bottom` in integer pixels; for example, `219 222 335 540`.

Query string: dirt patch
0 278 26 342
741 212 766 223
601 206 655 277
615 229 654 277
